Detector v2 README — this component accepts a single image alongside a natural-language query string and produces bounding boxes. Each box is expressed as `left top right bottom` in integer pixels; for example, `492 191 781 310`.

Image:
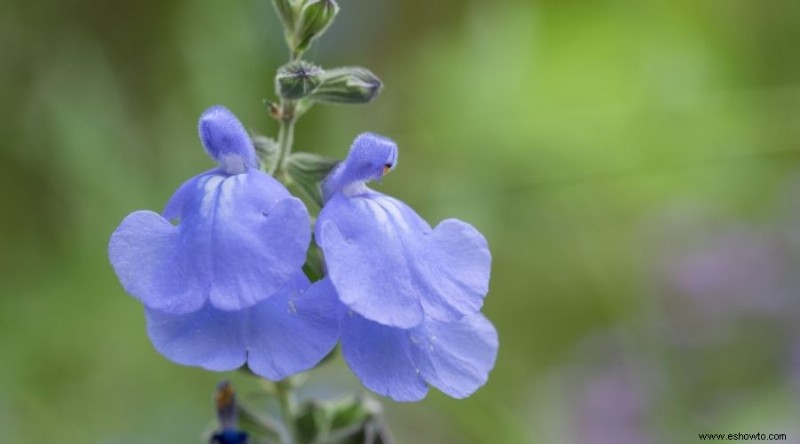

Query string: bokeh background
2 0 800 442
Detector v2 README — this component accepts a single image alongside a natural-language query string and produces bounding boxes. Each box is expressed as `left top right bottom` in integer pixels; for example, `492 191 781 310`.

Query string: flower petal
169 170 311 312
246 276 343 380
341 312 429 402
317 193 425 328
109 210 205 314
317 193 489 326
198 105 259 174
411 313 498 398
145 303 247 372
321 133 398 200
146 275 342 378
417 219 491 322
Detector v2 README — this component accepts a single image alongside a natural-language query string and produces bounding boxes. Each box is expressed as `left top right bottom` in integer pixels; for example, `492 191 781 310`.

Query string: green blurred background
3 0 800 442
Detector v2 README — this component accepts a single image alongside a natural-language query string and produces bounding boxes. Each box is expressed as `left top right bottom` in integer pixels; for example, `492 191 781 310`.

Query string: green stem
270 40 304 178
272 100 297 179
275 379 299 444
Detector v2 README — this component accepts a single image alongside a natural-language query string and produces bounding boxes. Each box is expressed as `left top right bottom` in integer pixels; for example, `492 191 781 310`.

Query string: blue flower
109 106 340 378
316 133 492 329
316 133 498 401
109 105 310 314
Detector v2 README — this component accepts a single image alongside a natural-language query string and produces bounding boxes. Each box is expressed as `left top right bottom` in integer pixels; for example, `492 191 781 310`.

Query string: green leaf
307 67 383 104
324 396 393 443
328 397 372 430
287 152 339 206
294 396 391 444
295 400 330 444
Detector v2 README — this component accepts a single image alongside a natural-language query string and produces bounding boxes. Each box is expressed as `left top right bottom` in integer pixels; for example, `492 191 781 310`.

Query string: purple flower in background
109 105 310 314
573 365 654 444
653 217 800 347
316 134 497 401
562 334 660 444
665 227 795 319
317 133 491 329
109 106 339 378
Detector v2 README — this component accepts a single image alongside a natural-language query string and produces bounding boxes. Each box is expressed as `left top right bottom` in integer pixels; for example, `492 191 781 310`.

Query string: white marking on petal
369 201 390 226
370 196 412 233
219 154 247 175
199 175 225 217
216 175 240 217
342 182 369 197
384 201 412 232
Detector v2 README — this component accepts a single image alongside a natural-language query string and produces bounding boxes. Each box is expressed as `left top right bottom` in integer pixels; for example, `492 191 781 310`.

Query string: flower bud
272 0 300 32
308 67 383 104
294 0 339 53
275 61 324 100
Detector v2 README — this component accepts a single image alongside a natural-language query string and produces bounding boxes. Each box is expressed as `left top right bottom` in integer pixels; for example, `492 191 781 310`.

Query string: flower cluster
109 106 498 401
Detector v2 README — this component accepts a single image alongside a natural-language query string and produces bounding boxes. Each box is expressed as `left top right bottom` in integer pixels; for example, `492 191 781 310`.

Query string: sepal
294 0 340 54
308 67 382 104
276 61 324 100
252 134 280 173
287 152 340 206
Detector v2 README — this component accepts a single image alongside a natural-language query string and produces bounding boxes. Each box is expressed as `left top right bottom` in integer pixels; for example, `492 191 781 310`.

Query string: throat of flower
341 181 369 197
218 154 249 175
